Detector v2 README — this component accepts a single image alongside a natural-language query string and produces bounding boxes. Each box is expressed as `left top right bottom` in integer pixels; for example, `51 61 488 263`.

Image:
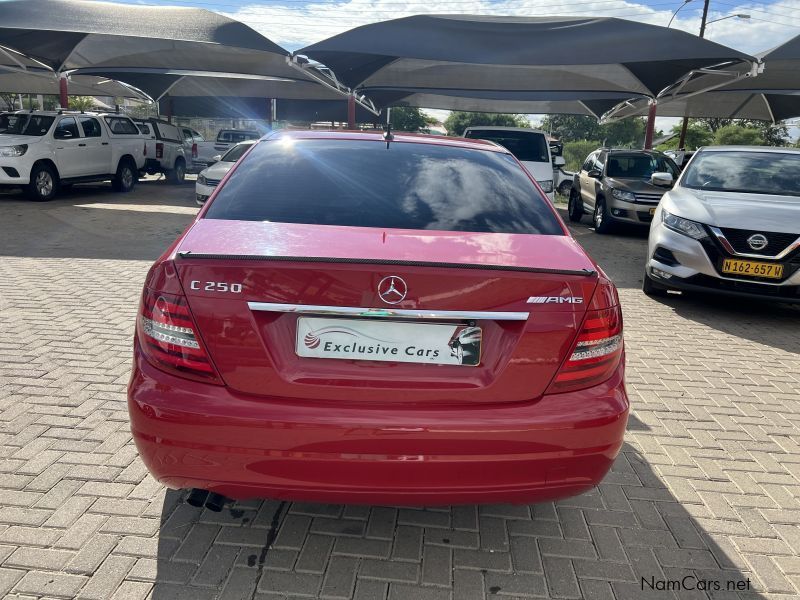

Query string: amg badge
527 296 583 304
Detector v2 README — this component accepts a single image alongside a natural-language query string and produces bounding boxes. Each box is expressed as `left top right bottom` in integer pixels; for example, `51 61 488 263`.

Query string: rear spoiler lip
175 251 597 277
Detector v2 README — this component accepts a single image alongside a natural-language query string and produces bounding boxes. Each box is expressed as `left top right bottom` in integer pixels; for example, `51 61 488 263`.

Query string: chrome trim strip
247 302 529 321
709 226 800 260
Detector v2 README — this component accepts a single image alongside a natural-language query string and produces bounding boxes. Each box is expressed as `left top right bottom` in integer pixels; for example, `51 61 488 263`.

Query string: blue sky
129 0 800 53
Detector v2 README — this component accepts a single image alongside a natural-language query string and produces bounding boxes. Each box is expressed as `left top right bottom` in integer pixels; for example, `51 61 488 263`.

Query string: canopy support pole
644 101 657 149
678 116 689 148
347 94 356 129
59 75 69 109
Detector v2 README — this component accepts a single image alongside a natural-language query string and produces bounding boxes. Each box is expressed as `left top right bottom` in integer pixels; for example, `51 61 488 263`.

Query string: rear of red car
128 132 628 506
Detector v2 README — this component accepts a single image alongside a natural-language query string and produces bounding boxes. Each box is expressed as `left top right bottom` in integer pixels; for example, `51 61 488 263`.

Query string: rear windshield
205 139 563 235
463 129 550 163
221 142 254 162
681 150 800 197
0 113 54 136
217 130 258 143
606 153 679 179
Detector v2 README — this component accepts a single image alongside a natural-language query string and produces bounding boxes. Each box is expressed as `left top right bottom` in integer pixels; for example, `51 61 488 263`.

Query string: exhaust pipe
204 492 228 512
186 488 208 508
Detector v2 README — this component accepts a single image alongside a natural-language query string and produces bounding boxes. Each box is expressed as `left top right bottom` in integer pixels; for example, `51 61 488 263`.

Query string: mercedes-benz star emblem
378 276 407 304
747 233 768 251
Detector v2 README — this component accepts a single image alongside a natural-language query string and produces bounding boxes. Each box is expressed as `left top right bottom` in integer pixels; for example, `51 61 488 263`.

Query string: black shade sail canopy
298 15 757 111
603 33 800 123
0 0 348 105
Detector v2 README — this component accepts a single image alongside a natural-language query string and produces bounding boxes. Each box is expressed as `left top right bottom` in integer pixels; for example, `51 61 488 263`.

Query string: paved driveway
1 184 798 600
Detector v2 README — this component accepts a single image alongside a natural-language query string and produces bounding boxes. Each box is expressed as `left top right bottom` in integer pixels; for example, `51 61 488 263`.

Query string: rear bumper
128 350 629 505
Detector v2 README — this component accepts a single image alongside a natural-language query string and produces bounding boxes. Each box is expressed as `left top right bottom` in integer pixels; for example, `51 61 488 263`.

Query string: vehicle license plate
296 317 482 366
721 259 784 279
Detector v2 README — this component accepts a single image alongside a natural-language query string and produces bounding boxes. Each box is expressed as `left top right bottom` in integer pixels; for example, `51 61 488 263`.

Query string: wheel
593 197 615 234
26 163 59 201
167 158 186 184
567 188 583 222
642 269 668 297
558 181 572 196
112 159 137 193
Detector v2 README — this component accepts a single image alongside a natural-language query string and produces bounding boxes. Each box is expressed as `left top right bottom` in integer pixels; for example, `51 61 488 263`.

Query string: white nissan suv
644 146 800 304
0 110 146 201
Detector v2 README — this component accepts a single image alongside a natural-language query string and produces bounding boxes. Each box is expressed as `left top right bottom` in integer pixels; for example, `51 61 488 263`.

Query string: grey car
568 149 680 233
644 146 800 303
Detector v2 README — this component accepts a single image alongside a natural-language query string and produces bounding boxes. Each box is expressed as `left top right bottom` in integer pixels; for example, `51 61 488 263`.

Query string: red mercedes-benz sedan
128 130 628 508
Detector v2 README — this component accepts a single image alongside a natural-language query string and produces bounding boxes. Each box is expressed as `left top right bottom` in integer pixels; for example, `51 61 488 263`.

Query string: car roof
696 145 800 154
463 126 548 135
263 130 509 153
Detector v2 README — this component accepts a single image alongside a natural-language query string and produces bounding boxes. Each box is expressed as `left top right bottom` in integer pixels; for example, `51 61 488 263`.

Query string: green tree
563 140 600 171
540 114 646 147
695 118 788 146
389 107 434 132
444 111 529 135
657 123 713 151
67 96 98 111
714 124 765 145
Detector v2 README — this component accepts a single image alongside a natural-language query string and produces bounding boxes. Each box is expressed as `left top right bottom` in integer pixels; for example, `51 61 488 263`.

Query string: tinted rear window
464 130 550 163
205 139 562 235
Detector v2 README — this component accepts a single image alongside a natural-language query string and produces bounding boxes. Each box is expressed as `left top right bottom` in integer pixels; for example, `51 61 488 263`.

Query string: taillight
547 279 623 394
137 288 221 384
191 143 198 159
156 142 163 159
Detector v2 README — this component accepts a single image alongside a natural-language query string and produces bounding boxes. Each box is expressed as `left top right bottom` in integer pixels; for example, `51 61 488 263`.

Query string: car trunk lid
174 219 599 405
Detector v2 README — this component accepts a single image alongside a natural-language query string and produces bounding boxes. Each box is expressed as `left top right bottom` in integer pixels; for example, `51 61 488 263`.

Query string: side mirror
553 156 566 167
587 169 602 179
651 172 674 187
210 154 222 164
57 131 73 139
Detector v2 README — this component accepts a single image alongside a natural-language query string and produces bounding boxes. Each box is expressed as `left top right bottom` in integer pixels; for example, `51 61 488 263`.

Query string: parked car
568 148 680 233
128 130 628 509
194 129 260 168
134 118 187 183
195 140 257 205
462 126 563 201
555 165 574 196
644 146 800 303
0 110 145 201
664 149 695 168
180 127 206 173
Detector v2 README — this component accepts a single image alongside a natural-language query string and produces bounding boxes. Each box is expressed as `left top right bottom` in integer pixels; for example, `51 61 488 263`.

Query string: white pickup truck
134 118 188 184
0 110 145 201
194 129 261 170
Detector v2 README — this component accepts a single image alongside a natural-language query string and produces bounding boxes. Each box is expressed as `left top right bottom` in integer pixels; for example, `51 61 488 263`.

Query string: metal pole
644 101 658 149
347 94 356 129
679 0 711 147
59 75 69 109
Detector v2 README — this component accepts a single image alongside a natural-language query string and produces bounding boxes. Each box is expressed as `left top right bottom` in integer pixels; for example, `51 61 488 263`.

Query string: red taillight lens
137 289 221 383
548 305 623 394
156 142 163 159
191 143 198 159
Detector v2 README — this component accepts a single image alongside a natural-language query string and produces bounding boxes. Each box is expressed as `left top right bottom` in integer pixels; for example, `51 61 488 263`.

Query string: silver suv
568 149 680 233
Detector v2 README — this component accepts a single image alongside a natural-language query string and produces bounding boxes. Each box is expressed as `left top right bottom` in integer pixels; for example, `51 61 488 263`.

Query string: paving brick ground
1 182 799 599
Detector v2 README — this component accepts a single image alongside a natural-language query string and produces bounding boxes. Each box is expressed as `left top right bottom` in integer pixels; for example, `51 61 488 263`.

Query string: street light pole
677 0 713 149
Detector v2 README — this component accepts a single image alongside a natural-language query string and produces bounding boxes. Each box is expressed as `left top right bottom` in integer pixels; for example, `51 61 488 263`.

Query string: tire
558 181 572 196
642 269 668 297
112 159 137 193
567 188 583 222
593 197 615 234
26 163 59 202
167 158 186 184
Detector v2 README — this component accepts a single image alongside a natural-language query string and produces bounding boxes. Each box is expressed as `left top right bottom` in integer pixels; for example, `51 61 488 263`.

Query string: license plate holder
721 258 784 279
296 317 482 366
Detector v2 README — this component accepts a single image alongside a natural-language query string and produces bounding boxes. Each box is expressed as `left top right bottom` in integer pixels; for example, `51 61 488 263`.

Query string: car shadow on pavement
0 179 198 261
151 419 765 599
647 292 800 355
